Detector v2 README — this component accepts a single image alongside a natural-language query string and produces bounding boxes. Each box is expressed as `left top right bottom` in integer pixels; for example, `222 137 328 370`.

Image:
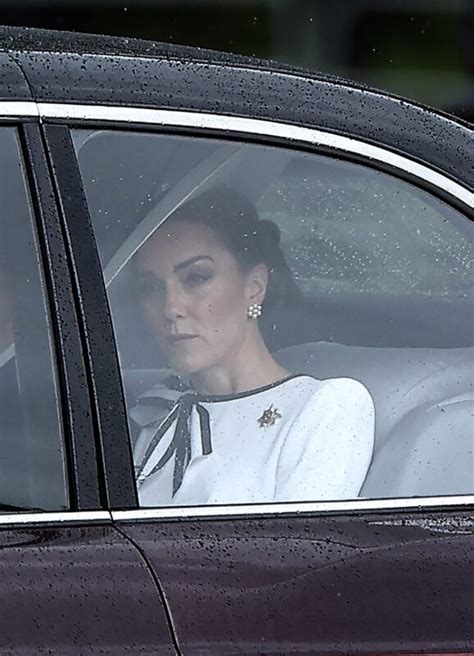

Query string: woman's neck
190 329 289 396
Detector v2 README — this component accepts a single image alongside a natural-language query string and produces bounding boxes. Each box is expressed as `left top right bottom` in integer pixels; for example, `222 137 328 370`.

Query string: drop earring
247 303 262 319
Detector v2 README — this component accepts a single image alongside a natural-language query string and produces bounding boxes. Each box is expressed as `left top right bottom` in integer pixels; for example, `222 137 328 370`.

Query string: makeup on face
135 221 255 375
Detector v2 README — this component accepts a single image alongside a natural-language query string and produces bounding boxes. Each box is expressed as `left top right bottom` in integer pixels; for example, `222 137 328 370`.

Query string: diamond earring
247 303 262 319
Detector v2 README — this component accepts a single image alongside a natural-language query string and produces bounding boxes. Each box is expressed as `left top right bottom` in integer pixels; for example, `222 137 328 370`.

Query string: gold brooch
258 405 282 428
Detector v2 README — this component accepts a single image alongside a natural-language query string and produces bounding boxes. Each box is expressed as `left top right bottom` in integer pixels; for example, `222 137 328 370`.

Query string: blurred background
0 0 472 121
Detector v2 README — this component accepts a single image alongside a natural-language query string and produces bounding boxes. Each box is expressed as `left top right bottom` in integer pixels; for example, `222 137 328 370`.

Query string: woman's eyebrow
174 256 214 272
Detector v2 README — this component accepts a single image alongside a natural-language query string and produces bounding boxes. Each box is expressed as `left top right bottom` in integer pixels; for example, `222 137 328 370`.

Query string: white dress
132 374 375 507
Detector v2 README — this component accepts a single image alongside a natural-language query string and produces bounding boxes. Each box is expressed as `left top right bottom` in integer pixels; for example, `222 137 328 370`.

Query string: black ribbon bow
135 393 212 496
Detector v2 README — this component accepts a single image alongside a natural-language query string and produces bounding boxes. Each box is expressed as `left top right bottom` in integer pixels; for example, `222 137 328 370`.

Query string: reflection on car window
0 128 69 512
258 157 472 300
73 129 473 507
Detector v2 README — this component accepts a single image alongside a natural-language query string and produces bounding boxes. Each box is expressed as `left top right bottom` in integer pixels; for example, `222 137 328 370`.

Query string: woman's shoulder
286 373 371 396
285 376 374 449
285 374 374 415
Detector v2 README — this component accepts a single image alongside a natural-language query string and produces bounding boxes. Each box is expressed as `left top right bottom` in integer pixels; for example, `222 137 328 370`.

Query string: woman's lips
166 334 198 346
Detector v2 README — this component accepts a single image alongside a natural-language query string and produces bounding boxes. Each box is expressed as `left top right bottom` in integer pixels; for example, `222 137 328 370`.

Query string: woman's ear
245 264 268 305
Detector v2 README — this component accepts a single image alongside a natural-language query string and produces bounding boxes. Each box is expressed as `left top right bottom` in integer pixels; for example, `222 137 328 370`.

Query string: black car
0 26 472 655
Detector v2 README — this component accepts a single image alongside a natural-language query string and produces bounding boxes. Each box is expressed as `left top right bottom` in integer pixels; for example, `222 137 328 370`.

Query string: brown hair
167 185 303 315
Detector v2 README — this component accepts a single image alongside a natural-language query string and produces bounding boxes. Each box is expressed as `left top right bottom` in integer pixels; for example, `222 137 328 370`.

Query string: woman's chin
166 352 203 376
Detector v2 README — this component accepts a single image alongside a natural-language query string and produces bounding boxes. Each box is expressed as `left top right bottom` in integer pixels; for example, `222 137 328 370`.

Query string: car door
0 106 176 653
42 89 473 653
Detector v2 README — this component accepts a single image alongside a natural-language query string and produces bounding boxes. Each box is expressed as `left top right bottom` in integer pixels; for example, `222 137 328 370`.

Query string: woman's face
135 220 267 375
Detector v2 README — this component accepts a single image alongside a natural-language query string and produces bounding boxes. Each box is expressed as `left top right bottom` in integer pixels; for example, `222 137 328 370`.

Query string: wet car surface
0 25 473 655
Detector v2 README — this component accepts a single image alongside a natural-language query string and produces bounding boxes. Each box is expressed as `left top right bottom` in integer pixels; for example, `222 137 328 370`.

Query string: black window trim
42 123 138 511
18 122 103 511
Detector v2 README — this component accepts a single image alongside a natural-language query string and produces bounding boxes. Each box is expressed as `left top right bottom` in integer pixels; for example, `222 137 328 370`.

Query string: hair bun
258 219 281 246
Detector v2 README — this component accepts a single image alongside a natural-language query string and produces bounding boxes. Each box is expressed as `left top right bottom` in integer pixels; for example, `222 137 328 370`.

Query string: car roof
0 24 365 87
0 25 472 191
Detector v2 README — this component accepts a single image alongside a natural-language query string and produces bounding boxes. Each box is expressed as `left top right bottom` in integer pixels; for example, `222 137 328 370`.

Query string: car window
72 128 473 507
0 127 69 512
259 158 472 300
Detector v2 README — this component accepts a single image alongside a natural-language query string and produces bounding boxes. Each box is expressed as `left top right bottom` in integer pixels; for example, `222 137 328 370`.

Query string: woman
131 186 374 506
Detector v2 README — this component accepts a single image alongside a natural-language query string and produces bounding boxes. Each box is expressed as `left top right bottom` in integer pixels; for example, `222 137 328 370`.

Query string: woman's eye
184 270 212 287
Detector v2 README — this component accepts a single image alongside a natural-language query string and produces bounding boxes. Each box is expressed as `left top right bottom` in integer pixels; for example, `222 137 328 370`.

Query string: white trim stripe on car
0 101 39 118
1 498 472 526
0 510 111 525
39 103 474 208
111 496 474 522
0 100 472 207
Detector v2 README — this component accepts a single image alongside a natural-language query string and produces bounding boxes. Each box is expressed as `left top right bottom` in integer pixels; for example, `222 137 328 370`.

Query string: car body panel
0 51 32 101
117 508 474 653
0 514 176 654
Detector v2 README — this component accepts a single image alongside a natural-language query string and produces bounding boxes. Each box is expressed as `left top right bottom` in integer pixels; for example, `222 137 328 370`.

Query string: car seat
275 342 474 498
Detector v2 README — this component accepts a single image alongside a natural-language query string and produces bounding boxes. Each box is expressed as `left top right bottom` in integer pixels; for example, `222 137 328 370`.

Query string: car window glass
72 128 473 508
0 127 69 512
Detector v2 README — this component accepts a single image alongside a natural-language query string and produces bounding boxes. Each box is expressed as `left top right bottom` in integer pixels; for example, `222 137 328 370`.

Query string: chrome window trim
0 101 472 207
0 510 111 526
0 101 39 118
112 496 474 522
37 103 474 208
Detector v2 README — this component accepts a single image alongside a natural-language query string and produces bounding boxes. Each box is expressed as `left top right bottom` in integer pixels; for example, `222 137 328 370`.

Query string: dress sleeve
274 378 375 501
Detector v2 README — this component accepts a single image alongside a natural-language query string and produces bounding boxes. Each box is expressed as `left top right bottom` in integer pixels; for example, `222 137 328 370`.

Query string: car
0 25 472 655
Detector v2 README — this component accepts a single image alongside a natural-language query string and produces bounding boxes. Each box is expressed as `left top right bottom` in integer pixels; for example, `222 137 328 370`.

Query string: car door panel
0 517 176 654
117 510 474 653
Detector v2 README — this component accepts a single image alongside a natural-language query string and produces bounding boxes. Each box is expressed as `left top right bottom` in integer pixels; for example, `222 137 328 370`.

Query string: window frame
40 103 473 519
0 115 103 513
43 123 138 511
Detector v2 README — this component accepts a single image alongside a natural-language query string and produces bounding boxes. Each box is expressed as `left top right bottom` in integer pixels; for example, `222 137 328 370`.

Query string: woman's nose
162 282 187 321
